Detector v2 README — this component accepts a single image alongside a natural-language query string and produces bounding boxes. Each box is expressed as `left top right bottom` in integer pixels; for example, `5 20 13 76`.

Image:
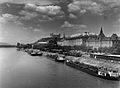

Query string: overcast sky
0 0 120 44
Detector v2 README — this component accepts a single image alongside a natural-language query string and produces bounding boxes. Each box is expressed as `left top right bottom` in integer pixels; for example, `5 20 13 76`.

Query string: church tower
99 27 105 39
99 27 105 47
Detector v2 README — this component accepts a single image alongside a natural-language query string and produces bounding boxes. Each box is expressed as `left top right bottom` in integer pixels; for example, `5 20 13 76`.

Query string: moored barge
65 59 120 80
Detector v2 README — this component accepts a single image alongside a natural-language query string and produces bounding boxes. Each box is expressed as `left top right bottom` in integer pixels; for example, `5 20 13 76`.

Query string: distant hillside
0 42 16 47
0 42 10 45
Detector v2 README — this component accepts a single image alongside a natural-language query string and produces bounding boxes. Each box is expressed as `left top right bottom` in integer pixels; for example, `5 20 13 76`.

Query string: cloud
36 5 63 15
38 15 53 22
19 10 38 20
0 0 52 5
19 10 59 22
23 4 65 21
78 24 87 28
0 13 19 22
80 9 87 14
61 21 87 30
68 1 81 12
113 15 120 30
100 0 120 7
0 16 6 23
33 28 40 32
0 13 22 25
119 18 120 23
69 13 77 19
61 21 73 28
68 0 104 15
33 28 41 32
24 3 64 16
25 3 37 10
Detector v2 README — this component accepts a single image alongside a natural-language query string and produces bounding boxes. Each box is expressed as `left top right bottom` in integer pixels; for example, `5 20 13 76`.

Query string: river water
0 48 120 88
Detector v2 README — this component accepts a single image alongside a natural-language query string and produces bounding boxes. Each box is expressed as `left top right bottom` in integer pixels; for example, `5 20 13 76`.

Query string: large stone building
58 32 97 46
86 27 120 49
59 27 120 49
59 37 83 46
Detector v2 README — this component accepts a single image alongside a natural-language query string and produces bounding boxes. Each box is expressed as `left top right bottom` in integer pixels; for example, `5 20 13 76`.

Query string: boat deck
66 55 120 72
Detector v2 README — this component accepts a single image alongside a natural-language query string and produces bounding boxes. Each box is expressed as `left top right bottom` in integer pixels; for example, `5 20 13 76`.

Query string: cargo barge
65 59 120 80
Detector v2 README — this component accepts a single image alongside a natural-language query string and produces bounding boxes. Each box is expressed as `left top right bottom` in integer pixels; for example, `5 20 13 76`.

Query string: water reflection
0 48 120 88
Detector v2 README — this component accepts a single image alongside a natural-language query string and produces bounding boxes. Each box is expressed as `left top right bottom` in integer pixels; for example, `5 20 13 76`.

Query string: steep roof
99 27 105 39
87 36 112 42
111 34 118 40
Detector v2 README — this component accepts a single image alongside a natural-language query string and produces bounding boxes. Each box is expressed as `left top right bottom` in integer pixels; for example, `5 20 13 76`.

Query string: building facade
86 27 120 49
58 32 96 46
59 27 120 49
86 37 113 49
59 37 83 46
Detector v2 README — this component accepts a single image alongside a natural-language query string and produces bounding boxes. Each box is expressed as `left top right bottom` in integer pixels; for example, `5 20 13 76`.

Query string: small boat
55 55 65 62
30 51 43 56
46 53 65 62
37 52 43 56
30 51 38 56
46 53 58 60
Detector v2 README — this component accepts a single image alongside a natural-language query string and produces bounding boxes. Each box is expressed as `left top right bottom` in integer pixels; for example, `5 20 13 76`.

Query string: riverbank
17 48 120 80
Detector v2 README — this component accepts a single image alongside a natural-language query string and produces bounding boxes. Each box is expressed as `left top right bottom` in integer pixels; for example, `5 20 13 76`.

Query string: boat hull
55 59 65 63
30 53 42 56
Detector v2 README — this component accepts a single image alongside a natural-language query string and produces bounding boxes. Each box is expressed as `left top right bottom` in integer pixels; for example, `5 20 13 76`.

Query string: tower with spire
99 27 105 40
98 27 105 47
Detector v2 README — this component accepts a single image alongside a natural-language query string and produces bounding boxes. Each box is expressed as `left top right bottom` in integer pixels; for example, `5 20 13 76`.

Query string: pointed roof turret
99 27 105 37
100 27 103 34
99 27 105 41
111 33 118 40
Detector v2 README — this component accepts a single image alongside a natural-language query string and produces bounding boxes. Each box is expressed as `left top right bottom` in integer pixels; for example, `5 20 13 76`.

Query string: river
0 48 120 88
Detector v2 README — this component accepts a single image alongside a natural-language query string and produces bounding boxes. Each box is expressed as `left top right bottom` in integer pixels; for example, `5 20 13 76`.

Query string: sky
0 0 120 44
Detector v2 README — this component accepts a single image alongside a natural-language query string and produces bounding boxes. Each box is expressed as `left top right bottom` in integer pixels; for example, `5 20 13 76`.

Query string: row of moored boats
17 48 120 81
